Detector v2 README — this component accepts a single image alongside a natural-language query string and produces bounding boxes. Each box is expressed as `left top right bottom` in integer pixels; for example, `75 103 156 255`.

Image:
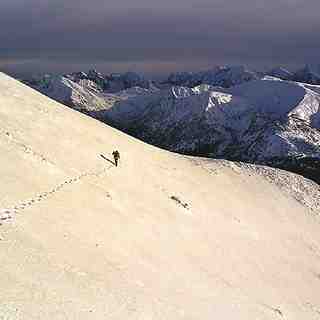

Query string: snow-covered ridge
195 158 320 212
108 77 320 127
165 65 260 88
22 64 320 97
292 65 320 85
2 72 320 319
29 75 120 112
266 67 294 80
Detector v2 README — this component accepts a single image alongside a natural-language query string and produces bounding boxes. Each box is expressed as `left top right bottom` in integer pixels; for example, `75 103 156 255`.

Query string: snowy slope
230 78 320 126
1 72 320 320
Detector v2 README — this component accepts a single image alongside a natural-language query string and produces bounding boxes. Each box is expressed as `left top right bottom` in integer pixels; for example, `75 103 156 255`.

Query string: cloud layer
1 0 319 75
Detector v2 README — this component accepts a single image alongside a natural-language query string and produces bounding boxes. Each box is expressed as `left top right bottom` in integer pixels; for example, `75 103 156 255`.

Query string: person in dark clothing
112 150 120 167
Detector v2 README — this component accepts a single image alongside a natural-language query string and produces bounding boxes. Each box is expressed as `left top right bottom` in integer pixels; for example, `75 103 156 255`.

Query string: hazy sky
0 0 319 76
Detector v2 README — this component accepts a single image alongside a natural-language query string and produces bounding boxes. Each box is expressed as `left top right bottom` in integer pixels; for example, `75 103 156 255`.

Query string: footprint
106 192 112 199
0 165 113 225
0 213 12 221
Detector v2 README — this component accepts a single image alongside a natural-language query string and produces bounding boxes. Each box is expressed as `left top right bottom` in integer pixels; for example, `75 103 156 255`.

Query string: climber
112 150 120 167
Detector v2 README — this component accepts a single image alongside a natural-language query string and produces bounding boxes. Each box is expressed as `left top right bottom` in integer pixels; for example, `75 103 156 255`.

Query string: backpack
113 151 120 159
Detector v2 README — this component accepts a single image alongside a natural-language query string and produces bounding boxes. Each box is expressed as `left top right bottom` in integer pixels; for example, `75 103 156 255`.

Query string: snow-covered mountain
266 67 294 80
164 65 260 88
65 70 157 92
22 64 320 97
23 70 155 94
28 75 118 112
104 72 156 92
292 65 320 85
103 78 320 183
21 68 320 183
65 69 107 89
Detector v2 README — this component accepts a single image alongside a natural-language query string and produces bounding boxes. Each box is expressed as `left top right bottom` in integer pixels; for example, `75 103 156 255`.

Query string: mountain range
21 65 320 183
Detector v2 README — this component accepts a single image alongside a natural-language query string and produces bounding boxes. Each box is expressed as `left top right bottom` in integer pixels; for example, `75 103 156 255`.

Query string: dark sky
1 0 319 76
